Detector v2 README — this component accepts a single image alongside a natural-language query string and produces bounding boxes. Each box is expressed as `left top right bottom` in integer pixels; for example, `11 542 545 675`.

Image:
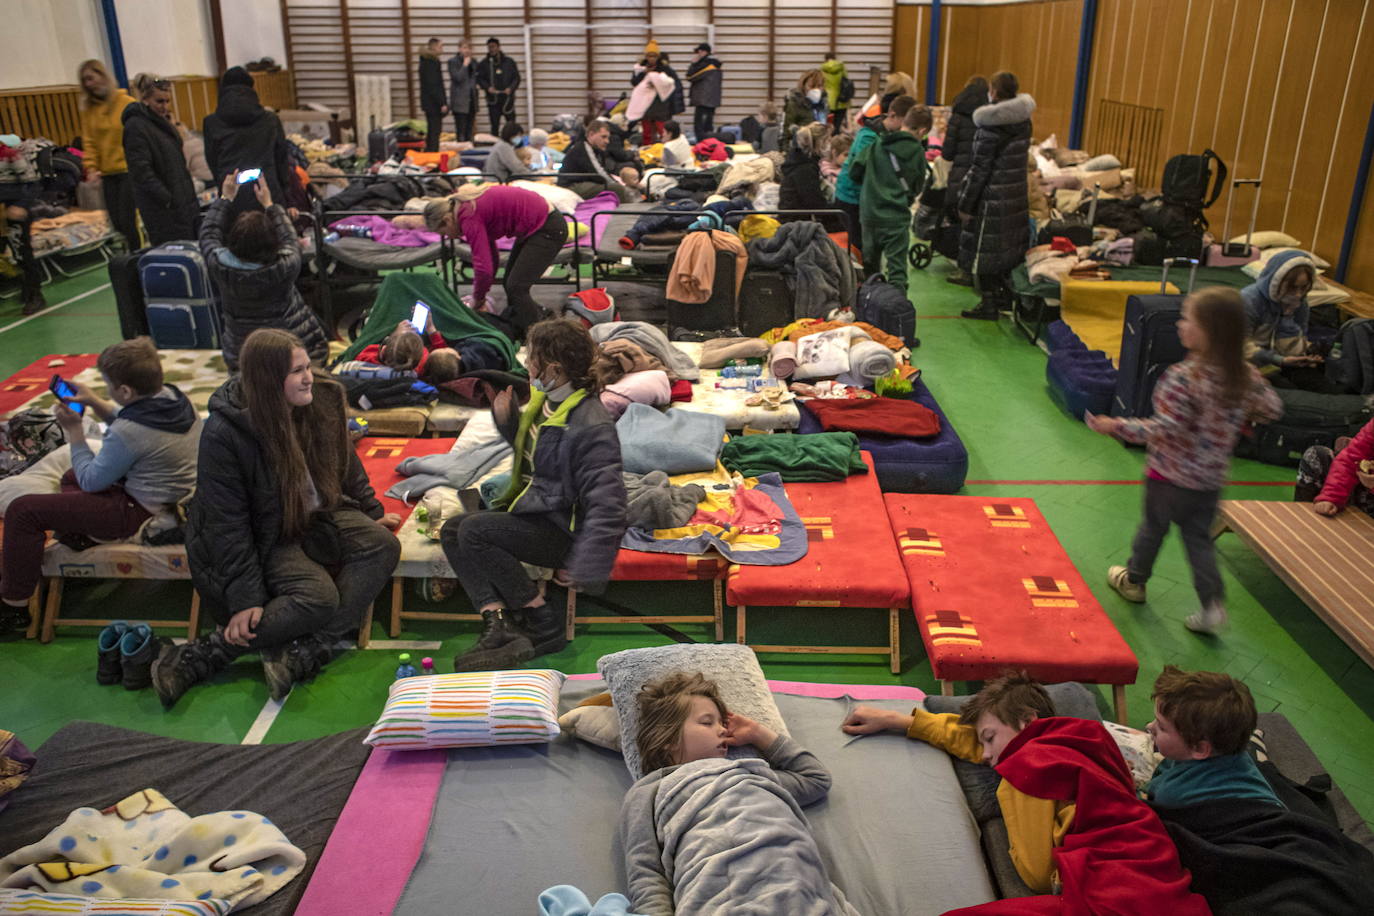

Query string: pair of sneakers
1106 566 1228 634
97 621 163 690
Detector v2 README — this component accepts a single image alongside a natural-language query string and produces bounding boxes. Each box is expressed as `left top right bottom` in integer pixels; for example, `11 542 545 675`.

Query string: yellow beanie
644 39 660 56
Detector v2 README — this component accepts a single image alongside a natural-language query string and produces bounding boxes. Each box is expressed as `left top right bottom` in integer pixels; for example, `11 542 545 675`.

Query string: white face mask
806 88 823 103
988 93 996 104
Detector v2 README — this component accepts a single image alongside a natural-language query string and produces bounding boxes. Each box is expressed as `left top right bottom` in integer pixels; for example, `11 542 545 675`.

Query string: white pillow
1230 230 1302 249
558 704 622 751
1102 721 1163 792
364 669 565 750
1241 246 1333 278
597 643 788 779
1082 153 1121 171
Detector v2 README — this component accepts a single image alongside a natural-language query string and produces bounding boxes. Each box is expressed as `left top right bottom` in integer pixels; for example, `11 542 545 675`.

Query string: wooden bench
1321 277 1374 322
1215 500 1374 670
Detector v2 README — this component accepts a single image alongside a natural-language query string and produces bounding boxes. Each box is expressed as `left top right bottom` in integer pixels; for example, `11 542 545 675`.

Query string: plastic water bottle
421 657 434 675
720 363 762 378
323 231 340 243
395 653 418 680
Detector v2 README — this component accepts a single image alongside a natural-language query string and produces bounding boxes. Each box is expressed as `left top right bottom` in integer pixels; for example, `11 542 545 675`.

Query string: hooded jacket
187 374 383 623
854 129 929 227
198 197 329 370
1241 249 1317 368
834 123 882 206
121 102 200 244
783 88 826 145
68 385 200 513
942 82 985 211
957 93 1035 275
820 58 848 111
79 88 135 175
492 387 627 591
475 51 520 98
202 84 292 205
685 55 723 109
448 55 478 114
419 51 446 115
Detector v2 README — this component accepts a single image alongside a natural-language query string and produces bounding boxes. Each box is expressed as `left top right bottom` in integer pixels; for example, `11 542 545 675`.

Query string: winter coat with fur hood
957 93 1035 275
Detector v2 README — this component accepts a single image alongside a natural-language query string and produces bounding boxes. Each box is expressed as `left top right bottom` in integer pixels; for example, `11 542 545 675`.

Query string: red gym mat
0 354 101 415
356 437 457 519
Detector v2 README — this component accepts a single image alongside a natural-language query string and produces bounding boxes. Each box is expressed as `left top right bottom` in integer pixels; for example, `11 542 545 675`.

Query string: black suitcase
108 248 150 339
666 248 737 334
1111 258 1197 418
1234 389 1374 466
737 268 793 337
367 116 387 164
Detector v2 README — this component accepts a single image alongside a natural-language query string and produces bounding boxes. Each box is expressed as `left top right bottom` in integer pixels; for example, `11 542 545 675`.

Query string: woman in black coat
940 75 988 284
154 329 401 708
198 173 330 370
122 75 199 245
202 67 293 216
956 71 1035 320
779 122 843 232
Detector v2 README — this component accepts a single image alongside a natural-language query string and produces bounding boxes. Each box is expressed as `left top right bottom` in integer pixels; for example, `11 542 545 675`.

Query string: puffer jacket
202 85 292 204
198 198 329 370
957 93 1035 275
493 388 627 592
685 56 723 109
122 102 200 245
187 375 383 624
942 82 984 214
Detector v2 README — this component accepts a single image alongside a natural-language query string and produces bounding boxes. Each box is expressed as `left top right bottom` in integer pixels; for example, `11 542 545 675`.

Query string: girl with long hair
1086 289 1282 634
155 329 401 707
439 318 626 672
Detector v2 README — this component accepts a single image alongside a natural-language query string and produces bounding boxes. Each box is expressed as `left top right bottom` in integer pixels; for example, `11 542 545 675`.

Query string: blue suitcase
140 243 221 349
1111 258 1196 419
146 302 220 349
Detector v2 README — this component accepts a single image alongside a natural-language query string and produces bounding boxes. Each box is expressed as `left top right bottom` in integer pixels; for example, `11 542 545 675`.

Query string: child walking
1086 288 1282 633
619 672 857 916
852 105 931 295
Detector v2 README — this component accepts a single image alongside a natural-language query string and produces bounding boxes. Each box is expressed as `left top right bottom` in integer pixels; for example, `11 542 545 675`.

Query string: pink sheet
328 214 441 247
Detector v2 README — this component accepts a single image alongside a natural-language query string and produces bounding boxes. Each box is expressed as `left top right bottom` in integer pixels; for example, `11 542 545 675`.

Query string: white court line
241 694 289 745
0 282 111 336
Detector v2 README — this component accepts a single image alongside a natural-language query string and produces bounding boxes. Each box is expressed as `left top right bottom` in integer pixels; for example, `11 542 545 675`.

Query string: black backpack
1161 149 1227 211
855 274 919 349
1325 317 1374 395
838 76 856 105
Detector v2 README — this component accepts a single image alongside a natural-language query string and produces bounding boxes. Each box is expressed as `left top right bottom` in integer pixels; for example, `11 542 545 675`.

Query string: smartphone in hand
411 301 431 332
237 168 263 184
49 375 84 414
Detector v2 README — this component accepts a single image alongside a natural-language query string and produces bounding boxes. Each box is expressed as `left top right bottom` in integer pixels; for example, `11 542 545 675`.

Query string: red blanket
801 397 940 438
944 717 1211 916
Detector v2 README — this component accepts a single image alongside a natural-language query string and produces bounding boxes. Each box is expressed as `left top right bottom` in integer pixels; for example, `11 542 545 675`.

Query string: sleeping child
355 314 506 384
617 672 858 916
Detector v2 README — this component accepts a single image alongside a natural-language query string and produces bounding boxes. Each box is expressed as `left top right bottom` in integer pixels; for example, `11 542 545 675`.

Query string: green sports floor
2 257 1372 824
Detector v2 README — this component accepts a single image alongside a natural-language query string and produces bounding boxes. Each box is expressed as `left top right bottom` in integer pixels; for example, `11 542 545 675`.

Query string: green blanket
1010 263 1253 300
721 432 867 482
333 272 521 371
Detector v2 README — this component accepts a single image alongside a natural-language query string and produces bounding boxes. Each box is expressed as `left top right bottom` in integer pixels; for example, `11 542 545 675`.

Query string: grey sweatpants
1128 476 1224 606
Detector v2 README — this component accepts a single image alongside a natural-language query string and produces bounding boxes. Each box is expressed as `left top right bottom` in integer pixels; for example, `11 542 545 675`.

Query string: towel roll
770 340 797 379
699 336 772 369
848 339 897 382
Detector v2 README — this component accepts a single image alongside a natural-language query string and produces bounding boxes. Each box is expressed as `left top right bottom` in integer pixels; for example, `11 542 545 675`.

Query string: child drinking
618 672 857 915
1087 288 1282 633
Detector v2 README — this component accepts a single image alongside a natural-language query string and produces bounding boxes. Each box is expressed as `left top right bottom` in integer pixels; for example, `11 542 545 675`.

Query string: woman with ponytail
156 329 401 707
440 317 627 672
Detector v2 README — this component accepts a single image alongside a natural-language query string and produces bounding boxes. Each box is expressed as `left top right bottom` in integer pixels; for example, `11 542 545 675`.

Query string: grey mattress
0 721 371 916
592 203 678 265
325 235 445 270
453 240 578 267
397 679 996 915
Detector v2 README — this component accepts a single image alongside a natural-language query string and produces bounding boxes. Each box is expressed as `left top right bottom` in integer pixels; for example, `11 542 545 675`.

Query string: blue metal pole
1068 0 1098 149
1335 98 1374 284
925 0 942 106
100 0 128 89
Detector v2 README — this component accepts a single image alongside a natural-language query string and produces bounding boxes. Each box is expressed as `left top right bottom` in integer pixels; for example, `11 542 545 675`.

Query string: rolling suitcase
1234 389 1374 466
139 243 221 349
1204 178 1261 267
666 248 737 334
1110 257 1198 418
367 116 387 164
737 269 793 337
108 248 150 340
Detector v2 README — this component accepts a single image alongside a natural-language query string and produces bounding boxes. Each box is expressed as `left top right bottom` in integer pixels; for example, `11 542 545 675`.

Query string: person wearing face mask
1240 250 1330 389
423 183 565 340
439 317 626 672
784 70 828 146
485 121 532 182
76 59 138 249
122 73 200 245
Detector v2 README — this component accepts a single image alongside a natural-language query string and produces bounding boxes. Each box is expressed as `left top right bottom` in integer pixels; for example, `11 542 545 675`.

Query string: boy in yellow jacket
842 671 1070 892
77 59 138 247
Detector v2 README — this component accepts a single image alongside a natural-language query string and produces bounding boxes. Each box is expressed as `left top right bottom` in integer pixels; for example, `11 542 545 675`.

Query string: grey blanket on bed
746 221 856 320
618 735 858 916
590 322 700 383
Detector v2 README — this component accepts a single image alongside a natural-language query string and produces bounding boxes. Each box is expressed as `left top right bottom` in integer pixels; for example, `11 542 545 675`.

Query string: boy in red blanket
843 672 1210 915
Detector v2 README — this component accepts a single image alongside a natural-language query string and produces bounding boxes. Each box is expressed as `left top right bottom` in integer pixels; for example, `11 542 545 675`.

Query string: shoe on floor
946 270 973 287
453 608 534 672
960 303 1001 320
1107 566 1146 603
260 640 320 702
97 620 131 685
119 624 160 690
1185 601 1228 635
0 605 30 634
21 293 47 316
510 595 569 659
151 629 242 708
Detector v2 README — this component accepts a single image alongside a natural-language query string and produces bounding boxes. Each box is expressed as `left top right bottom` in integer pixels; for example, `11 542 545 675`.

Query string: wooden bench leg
187 589 201 640
888 607 900 675
389 577 403 637
358 593 374 649
735 605 747 645
713 580 723 642
1210 518 1230 540
1113 684 1128 724
565 589 577 642
25 585 42 640
940 680 954 697
40 577 62 643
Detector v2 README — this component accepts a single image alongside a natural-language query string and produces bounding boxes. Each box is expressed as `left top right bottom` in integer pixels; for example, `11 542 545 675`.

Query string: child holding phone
354 310 506 382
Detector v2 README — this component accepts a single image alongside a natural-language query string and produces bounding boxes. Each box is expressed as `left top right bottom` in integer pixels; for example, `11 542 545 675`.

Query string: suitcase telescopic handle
1086 182 1101 232
1221 178 1262 255
1161 257 1199 295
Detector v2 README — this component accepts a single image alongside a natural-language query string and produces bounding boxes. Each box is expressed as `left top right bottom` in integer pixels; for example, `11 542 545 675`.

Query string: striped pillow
0 890 231 915
364 669 566 750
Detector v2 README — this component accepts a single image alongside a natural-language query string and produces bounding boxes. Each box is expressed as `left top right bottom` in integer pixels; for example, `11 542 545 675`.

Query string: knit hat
694 43 712 53
644 39 660 56
220 66 254 89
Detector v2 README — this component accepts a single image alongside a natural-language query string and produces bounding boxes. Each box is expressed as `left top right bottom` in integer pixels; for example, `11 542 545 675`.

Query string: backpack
1141 198 1207 239
1325 317 1374 395
0 409 64 479
1161 149 1227 211
838 77 856 105
855 274 919 349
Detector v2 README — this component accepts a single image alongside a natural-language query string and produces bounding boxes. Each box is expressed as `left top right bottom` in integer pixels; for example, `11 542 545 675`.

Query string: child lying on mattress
842 671 1209 914
618 672 859 916
355 313 506 384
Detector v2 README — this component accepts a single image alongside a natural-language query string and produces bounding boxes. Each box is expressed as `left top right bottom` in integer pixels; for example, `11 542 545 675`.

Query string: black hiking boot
452 609 534 672
151 629 242 708
97 621 131 685
260 635 330 701
119 624 162 691
960 301 1003 320
509 597 569 659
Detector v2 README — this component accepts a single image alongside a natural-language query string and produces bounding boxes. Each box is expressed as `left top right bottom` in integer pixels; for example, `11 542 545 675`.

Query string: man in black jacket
418 37 448 152
475 37 520 136
557 120 640 204
203 67 293 218
684 43 723 140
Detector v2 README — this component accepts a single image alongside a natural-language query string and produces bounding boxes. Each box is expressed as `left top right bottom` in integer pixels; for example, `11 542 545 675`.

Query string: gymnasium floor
1 257 1371 824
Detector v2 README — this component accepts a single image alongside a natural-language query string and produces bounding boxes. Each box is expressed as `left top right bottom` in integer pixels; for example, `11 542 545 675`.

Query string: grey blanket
591 321 700 383
618 735 858 916
386 412 512 501
623 471 705 530
747 221 856 320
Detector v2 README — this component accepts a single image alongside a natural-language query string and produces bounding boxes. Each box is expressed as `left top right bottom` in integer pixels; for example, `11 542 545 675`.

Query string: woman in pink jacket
1297 416 1374 518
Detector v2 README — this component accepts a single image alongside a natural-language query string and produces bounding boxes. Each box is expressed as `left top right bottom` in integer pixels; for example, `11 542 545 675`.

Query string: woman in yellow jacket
77 60 139 248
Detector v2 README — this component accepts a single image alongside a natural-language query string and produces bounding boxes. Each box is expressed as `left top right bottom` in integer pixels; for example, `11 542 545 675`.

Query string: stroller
908 185 943 270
